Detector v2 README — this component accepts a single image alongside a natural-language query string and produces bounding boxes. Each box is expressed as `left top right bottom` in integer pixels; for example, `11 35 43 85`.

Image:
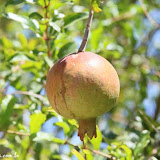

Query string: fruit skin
46 51 120 140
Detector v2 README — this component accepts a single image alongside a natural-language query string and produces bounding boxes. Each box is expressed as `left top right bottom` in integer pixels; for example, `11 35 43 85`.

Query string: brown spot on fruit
46 51 120 141
54 95 60 114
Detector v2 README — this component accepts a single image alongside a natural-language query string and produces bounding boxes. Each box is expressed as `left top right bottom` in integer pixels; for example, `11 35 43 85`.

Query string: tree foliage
0 0 160 159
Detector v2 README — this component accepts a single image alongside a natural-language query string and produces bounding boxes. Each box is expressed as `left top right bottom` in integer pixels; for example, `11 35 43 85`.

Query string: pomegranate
46 52 120 141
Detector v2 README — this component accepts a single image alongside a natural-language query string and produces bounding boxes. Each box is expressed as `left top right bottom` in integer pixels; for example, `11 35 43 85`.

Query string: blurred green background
0 0 160 159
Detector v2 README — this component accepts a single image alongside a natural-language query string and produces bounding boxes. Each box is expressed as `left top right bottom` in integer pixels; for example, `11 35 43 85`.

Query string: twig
88 149 117 160
154 95 160 121
6 130 30 136
110 12 135 23
65 140 117 159
139 0 160 28
83 140 87 160
138 109 158 133
78 8 94 52
64 140 78 147
43 0 51 57
10 91 45 103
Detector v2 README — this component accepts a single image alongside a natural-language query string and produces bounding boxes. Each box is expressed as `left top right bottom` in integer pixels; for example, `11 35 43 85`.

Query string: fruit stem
43 0 51 57
78 8 94 53
82 140 87 160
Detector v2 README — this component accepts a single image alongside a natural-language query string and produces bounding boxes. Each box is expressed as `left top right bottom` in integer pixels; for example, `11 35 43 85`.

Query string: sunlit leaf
10 54 29 62
21 136 30 149
134 130 150 156
33 132 55 141
120 144 133 160
21 61 42 70
44 56 54 67
83 149 93 160
64 12 88 28
4 12 39 33
30 112 46 134
67 119 78 127
14 104 28 109
33 132 65 144
91 25 103 50
52 138 65 144
37 0 45 6
54 121 70 136
49 22 61 32
72 149 85 160
91 0 102 13
1 37 13 48
18 34 28 47
46 107 56 113
90 126 102 150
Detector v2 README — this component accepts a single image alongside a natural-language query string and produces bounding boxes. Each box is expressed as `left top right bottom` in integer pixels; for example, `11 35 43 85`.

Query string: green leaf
52 138 65 144
5 0 25 6
33 132 65 144
18 34 28 47
0 139 9 145
14 104 28 110
72 149 85 160
29 12 43 20
10 54 30 62
91 0 102 13
29 112 46 134
90 126 102 150
149 157 158 160
52 155 61 160
33 132 55 141
0 95 16 129
46 107 56 112
64 12 88 28
67 119 78 127
91 26 103 50
21 61 42 70
4 12 39 33
37 0 45 6
138 109 158 132
49 22 61 32
44 56 54 67
21 136 30 149
58 42 77 58
54 121 70 136
1 37 13 48
83 149 93 160
120 144 133 160
134 130 150 156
